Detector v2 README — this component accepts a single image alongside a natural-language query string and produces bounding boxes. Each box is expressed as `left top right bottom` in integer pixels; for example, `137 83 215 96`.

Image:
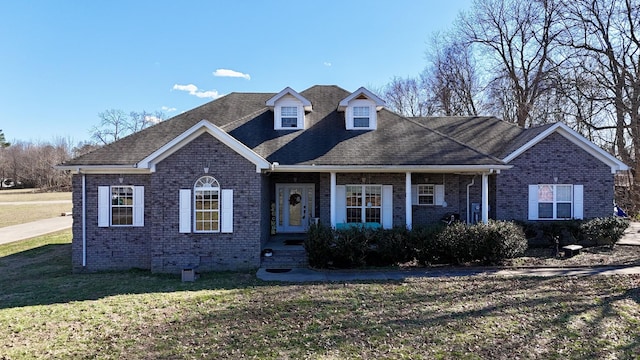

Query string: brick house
58 85 628 273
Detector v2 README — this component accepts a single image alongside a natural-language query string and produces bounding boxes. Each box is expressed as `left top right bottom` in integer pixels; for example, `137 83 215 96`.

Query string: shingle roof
62 85 508 168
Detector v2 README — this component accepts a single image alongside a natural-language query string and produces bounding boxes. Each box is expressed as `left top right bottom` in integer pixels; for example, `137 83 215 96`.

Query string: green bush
435 221 527 265
579 217 630 249
369 227 412 266
410 224 447 265
331 227 370 268
304 223 334 268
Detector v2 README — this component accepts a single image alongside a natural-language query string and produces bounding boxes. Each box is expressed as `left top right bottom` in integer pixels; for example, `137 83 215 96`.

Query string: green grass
1 231 639 359
0 190 72 228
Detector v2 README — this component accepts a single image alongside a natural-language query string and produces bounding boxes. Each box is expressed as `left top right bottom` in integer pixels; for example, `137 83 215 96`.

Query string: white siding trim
98 186 110 227
573 185 584 220
528 185 538 220
221 189 234 233
382 185 393 229
435 184 445 206
179 189 191 233
335 185 346 224
133 186 144 227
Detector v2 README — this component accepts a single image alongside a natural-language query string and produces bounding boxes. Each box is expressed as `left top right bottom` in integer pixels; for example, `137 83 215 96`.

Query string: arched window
194 176 220 232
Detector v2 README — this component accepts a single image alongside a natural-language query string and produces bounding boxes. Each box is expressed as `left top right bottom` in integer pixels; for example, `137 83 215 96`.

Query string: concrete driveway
0 216 72 245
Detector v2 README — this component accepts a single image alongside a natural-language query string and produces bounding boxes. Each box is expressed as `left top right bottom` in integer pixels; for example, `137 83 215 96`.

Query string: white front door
276 184 315 233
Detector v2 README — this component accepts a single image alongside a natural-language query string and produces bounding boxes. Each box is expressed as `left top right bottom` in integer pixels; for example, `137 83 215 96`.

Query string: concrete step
261 248 308 269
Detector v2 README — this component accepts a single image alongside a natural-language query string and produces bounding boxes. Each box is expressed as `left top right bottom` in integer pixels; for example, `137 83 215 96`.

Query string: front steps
260 234 308 269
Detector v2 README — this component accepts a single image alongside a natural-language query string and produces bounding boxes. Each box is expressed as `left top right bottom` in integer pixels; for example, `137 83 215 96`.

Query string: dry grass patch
1 231 640 359
0 190 71 202
0 203 72 228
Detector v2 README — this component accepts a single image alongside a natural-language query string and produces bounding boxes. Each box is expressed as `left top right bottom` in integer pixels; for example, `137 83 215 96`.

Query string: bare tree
90 109 166 145
424 35 483 116
457 0 564 127
381 76 430 117
560 0 640 210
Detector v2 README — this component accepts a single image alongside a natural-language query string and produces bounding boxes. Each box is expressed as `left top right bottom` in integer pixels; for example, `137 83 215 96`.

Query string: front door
276 184 315 233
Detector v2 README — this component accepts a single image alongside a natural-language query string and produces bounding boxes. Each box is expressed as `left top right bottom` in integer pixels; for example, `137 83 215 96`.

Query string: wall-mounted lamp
118 176 124 184
361 177 367 184
204 167 209 174
553 177 558 183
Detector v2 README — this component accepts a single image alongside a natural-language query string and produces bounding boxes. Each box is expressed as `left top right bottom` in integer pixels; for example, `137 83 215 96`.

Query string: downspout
466 175 476 224
82 172 87 267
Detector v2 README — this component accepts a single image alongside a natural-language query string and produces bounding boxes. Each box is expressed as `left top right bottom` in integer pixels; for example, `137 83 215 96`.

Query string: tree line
0 110 165 191
379 0 640 213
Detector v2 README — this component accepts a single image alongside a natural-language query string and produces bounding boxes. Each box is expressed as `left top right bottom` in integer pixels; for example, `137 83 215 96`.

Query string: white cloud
172 83 222 99
324 61 332 67
161 106 177 112
145 115 163 124
213 68 251 80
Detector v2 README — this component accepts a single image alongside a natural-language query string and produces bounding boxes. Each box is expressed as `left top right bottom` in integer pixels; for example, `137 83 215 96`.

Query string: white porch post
405 172 412 229
330 172 337 228
482 172 489 224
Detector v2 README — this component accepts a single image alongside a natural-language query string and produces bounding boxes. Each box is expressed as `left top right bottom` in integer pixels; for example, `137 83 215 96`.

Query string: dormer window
353 106 370 128
280 106 299 128
266 87 312 130
338 86 386 131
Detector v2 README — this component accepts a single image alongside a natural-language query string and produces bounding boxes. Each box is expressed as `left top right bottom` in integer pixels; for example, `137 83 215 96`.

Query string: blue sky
0 0 471 143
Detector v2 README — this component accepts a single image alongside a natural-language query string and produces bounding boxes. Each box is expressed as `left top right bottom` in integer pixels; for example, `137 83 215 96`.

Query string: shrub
474 220 528 264
304 223 334 268
410 224 447 265
434 221 527 265
331 227 370 268
369 227 412 266
579 217 630 249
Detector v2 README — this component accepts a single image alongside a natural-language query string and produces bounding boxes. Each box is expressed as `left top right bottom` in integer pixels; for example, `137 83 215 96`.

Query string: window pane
194 177 220 232
557 203 572 218
346 208 361 223
538 203 553 218
365 186 381 207
353 117 369 127
538 185 553 202
353 106 369 116
556 185 572 201
281 106 297 116
418 185 434 205
365 208 381 224
112 207 133 225
281 118 297 128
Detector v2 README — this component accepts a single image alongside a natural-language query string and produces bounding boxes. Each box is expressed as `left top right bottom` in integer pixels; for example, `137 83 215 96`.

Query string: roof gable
338 86 385 111
502 122 628 173
266 87 312 111
138 120 270 173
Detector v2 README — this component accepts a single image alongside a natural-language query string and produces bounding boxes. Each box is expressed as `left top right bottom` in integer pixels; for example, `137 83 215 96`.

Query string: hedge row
304 217 629 269
304 220 527 269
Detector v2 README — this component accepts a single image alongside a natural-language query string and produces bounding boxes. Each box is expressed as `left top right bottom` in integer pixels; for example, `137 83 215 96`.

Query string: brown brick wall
496 132 614 221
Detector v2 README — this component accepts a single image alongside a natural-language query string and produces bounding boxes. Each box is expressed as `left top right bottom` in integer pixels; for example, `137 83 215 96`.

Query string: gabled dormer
266 87 312 130
338 87 385 130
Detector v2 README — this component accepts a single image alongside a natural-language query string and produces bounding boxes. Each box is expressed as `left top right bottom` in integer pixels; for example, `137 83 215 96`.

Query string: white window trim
346 99 377 130
194 176 221 233
411 184 445 206
336 184 393 229
98 185 144 227
179 177 234 234
274 97 305 130
528 184 583 220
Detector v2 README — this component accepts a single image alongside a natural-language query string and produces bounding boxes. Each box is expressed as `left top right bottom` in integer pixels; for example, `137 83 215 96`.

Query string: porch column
405 172 412 229
330 172 337 227
482 173 489 224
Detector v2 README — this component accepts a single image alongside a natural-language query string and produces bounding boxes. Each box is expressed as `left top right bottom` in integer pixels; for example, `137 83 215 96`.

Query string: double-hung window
194 176 220 232
98 185 144 227
346 185 382 224
417 184 435 205
529 184 583 220
179 176 234 234
537 184 572 219
280 106 298 128
111 186 133 225
353 106 370 128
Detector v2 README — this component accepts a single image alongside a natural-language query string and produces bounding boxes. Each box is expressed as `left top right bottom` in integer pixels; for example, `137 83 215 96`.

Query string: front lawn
1 231 639 359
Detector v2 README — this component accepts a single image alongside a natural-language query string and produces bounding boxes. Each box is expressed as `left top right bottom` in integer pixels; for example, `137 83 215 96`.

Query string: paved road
0 216 72 245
